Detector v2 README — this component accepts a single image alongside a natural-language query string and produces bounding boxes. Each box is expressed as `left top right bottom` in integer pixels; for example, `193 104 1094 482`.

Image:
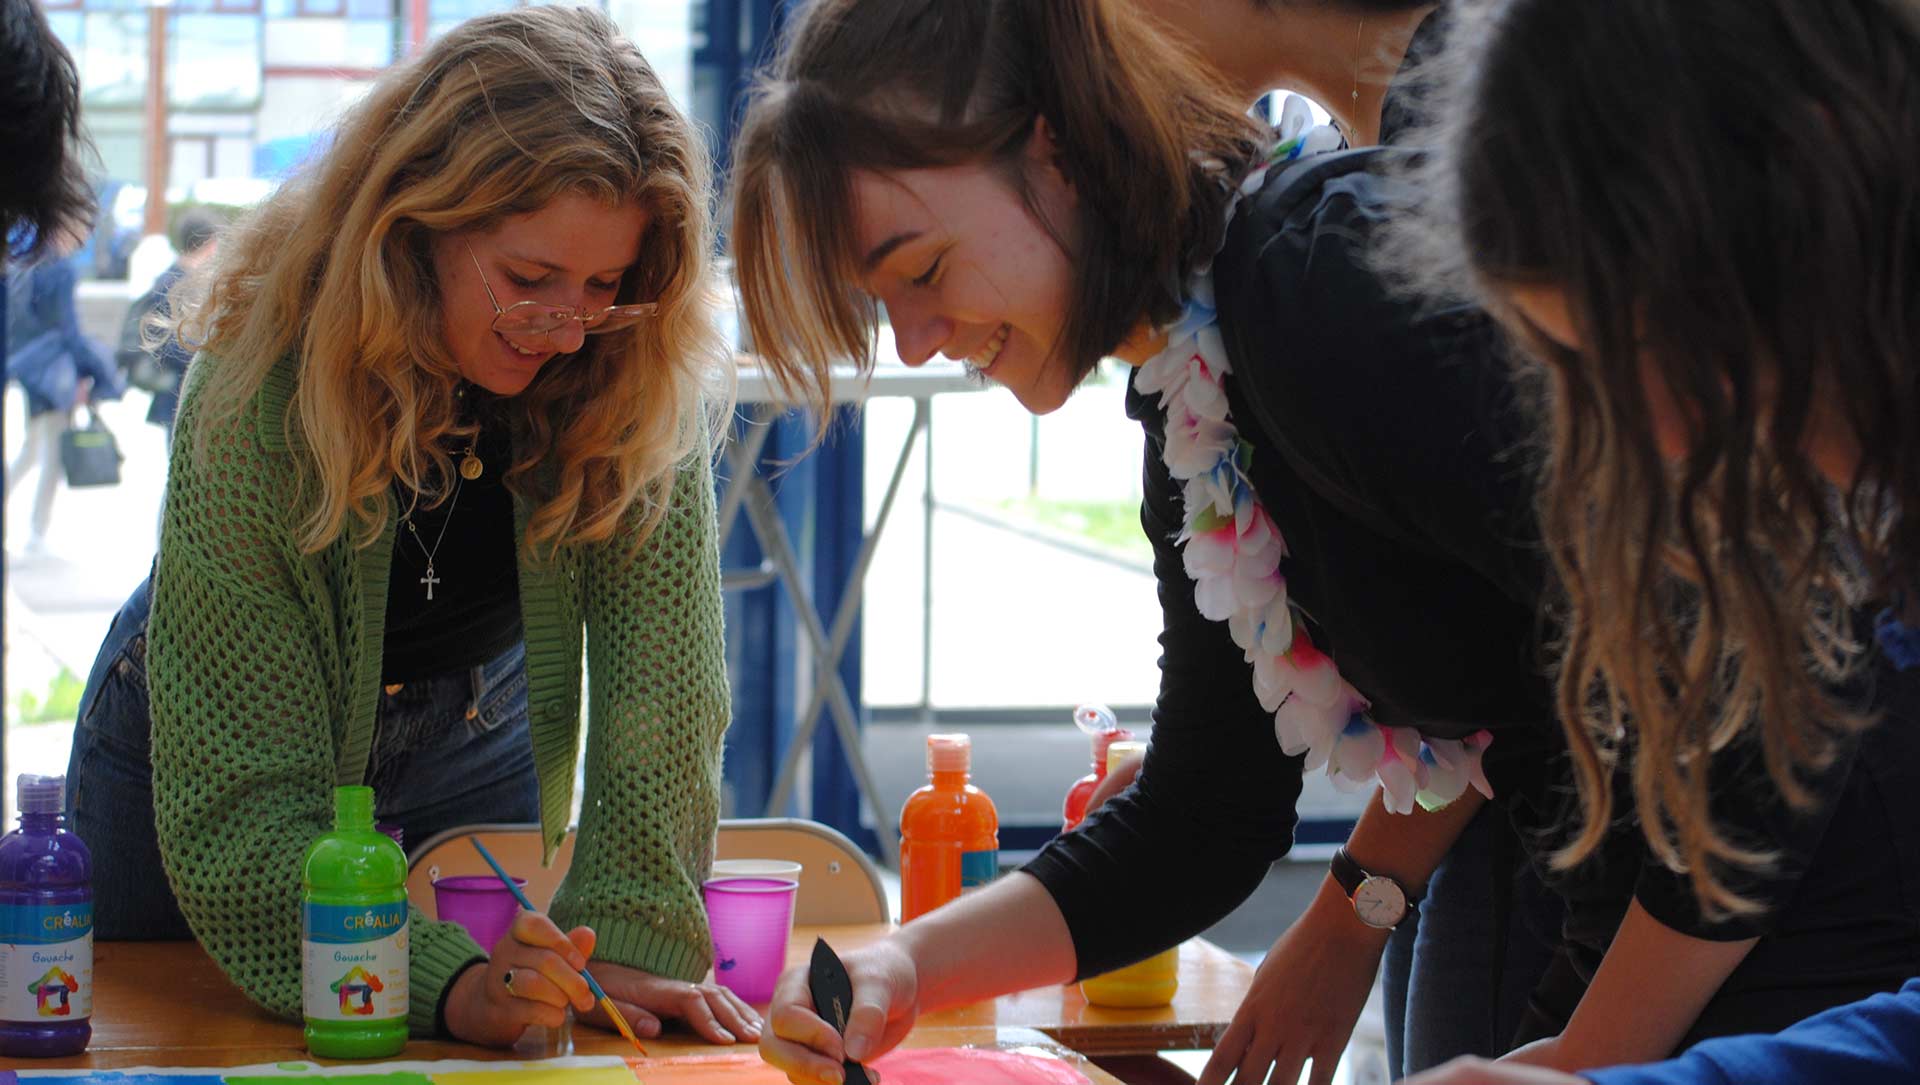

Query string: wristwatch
1330 847 1420 930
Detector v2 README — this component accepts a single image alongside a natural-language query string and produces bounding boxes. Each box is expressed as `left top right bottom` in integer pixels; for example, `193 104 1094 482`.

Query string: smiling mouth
497 332 551 365
968 323 1010 374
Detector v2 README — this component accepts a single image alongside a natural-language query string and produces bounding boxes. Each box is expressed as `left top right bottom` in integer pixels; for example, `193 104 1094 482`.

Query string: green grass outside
12 668 86 726
993 497 1153 564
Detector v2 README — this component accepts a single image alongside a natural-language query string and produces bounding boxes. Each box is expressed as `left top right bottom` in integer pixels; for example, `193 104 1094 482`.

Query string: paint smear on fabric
623 1048 1088 1085
229 1076 433 1085
8 1049 1083 1085
872 1048 1090 1085
434 1070 639 1085
22 1077 228 1085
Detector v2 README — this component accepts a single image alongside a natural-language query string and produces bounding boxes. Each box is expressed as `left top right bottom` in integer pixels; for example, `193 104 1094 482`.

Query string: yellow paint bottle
1078 741 1181 1009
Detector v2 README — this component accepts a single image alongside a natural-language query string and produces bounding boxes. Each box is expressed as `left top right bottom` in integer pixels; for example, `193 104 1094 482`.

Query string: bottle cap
334 785 376 831
1073 704 1120 736
1106 740 1148 775
926 733 972 775
17 774 65 815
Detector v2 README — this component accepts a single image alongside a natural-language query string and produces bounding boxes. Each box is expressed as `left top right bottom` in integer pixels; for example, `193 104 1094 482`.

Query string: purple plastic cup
433 874 529 952
703 876 799 1004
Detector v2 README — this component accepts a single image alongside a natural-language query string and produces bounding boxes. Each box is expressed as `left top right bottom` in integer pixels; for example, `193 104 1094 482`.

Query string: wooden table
37 929 1250 1073
33 1021 1121 1075
811 925 1254 1057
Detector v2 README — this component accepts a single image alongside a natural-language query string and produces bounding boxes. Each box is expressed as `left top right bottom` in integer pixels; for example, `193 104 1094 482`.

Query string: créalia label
0 902 93 1022
303 901 408 1022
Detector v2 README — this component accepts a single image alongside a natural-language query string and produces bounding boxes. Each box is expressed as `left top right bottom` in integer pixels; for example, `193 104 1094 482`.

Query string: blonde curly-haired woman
62 6 770 1049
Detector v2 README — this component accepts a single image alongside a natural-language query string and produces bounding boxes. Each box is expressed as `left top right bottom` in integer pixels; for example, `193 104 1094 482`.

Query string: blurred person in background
2 0 104 556
2 0 97 416
118 207 223 443
5 234 125 556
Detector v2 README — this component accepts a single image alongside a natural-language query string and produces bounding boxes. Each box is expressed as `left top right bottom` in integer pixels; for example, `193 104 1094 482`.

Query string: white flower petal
1279 94 1314 141
1195 325 1232 378
1257 596 1295 655
1193 574 1238 622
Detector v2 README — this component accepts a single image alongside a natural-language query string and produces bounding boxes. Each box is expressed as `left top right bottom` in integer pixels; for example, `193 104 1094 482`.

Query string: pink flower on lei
1183 498 1283 623
1269 629 1354 766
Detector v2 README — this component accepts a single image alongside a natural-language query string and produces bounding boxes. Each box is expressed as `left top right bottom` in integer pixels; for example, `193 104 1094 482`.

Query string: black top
1022 85 1920 1036
1021 154 1565 978
382 421 523 683
1527 650 1920 1048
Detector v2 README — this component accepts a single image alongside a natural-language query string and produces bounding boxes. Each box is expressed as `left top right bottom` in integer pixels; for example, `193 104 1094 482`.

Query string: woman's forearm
1344 788 1487 898
895 872 1076 1011
1508 900 1756 1071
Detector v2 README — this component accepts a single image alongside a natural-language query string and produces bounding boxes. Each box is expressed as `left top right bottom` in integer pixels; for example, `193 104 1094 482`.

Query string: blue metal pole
808 406 872 849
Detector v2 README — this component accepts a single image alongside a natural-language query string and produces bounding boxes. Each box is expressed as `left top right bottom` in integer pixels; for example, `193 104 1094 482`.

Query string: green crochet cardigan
146 355 731 1035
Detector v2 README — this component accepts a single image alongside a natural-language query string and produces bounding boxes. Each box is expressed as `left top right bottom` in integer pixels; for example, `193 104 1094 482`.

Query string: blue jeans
1381 801 1564 1076
66 575 540 940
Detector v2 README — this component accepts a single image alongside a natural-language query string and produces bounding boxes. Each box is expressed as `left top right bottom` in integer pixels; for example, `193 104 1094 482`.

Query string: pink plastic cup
703 876 799 1004
433 874 529 952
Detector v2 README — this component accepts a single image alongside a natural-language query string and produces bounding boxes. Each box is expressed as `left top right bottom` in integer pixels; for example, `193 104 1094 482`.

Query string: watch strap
1331 847 1423 912
1330 846 1368 897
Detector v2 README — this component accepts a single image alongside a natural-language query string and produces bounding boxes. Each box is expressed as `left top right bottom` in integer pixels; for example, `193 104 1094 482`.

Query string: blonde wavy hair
177 5 732 556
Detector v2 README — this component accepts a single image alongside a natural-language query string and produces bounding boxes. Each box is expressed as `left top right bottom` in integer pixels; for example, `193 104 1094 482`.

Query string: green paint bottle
302 785 409 1058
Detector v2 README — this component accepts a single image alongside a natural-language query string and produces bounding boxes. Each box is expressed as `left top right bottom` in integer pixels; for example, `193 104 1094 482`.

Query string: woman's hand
582 959 763 1045
1198 876 1390 1085
760 938 920 1084
1402 1056 1587 1085
444 910 598 1047
1084 750 1145 814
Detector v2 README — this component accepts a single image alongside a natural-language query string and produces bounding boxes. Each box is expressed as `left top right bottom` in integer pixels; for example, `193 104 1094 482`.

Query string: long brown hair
728 0 1267 414
2 0 93 261
1396 0 1920 917
178 5 732 557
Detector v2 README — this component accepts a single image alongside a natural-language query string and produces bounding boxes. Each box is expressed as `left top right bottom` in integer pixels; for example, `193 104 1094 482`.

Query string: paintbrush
468 837 651 1057
808 939 876 1085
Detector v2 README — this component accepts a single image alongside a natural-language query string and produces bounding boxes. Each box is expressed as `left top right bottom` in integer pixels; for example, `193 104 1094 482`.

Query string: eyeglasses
465 242 658 349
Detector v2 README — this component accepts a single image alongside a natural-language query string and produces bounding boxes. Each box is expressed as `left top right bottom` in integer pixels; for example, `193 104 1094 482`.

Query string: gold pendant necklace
455 381 483 479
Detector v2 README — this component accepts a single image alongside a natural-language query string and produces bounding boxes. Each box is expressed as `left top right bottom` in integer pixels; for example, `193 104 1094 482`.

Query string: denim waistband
374 640 527 754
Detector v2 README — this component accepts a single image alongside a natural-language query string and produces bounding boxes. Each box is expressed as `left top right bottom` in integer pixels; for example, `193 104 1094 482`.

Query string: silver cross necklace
398 443 477 602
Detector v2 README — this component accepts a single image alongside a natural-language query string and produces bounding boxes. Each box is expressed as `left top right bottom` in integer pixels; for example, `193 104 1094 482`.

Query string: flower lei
1135 97 1495 815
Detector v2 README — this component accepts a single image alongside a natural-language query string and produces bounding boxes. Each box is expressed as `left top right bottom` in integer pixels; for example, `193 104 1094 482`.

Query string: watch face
1353 876 1407 929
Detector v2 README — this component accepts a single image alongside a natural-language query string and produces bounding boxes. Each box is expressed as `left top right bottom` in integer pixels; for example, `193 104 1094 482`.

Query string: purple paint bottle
0 774 93 1057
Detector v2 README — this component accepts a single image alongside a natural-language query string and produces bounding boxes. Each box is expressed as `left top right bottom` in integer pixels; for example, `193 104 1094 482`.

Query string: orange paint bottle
898 734 999 923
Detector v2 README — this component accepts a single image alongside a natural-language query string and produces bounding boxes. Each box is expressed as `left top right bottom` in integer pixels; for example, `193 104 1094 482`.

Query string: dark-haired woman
1125 2 1571 1075
731 2 1920 1083
1393 1 1920 1083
